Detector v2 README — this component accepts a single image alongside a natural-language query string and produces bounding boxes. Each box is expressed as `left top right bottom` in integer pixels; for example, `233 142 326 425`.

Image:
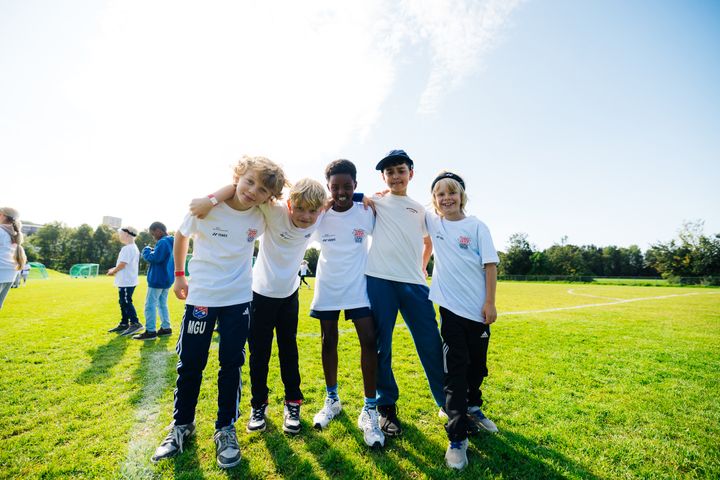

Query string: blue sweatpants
173 302 251 429
366 276 445 407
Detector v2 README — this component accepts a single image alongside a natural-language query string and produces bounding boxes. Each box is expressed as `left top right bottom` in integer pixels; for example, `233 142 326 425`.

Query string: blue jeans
144 287 171 332
366 276 445 407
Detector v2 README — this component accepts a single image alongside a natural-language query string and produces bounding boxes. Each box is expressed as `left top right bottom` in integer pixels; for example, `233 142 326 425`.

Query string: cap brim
375 155 413 171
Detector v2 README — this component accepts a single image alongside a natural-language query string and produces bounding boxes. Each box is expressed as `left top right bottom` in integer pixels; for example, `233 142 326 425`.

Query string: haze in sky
1 0 718 251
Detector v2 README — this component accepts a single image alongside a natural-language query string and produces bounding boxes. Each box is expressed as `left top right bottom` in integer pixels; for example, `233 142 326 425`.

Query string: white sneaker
313 396 342 429
247 404 268 433
283 402 302 435
467 406 498 432
357 408 385 448
445 439 468 470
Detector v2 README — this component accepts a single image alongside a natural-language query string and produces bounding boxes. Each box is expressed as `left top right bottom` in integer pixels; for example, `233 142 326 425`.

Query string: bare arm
107 262 127 276
422 235 433 278
173 231 190 299
189 184 236 218
482 263 497 325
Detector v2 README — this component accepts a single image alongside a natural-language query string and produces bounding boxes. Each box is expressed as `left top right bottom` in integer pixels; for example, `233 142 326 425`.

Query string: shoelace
162 425 186 453
286 403 300 420
449 440 464 450
216 428 239 452
251 407 265 421
366 409 383 436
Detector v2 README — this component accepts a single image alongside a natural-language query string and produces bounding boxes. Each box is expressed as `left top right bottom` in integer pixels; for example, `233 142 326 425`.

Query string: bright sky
2 0 719 250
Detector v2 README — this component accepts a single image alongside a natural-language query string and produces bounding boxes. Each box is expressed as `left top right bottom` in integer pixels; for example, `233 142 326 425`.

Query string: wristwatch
207 194 219 206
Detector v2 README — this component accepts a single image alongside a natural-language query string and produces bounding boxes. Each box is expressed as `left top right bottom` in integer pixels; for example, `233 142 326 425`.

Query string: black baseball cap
375 149 414 171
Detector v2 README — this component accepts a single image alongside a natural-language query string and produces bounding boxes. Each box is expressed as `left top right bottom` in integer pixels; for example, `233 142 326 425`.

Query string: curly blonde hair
233 155 289 201
0 207 26 269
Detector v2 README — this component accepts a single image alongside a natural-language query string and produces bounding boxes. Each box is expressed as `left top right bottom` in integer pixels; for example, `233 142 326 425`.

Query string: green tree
501 233 534 275
65 224 95 269
28 222 71 271
304 247 320 276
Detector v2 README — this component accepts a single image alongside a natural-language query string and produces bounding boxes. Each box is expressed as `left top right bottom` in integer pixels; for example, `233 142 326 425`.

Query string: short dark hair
149 221 167 233
325 159 357 181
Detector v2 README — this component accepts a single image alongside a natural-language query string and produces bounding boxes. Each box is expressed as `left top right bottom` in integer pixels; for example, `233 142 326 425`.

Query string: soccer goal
69 263 99 278
28 262 49 279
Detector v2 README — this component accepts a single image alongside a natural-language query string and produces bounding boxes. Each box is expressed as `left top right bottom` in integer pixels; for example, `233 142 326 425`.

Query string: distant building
21 222 43 236
102 216 122 229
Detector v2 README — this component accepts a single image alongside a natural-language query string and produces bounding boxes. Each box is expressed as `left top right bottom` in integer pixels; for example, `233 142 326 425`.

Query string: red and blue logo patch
458 236 471 250
247 228 258 243
193 306 208 319
353 229 366 243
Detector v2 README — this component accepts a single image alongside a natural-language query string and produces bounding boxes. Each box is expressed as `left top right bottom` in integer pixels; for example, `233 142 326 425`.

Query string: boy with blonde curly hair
152 155 287 469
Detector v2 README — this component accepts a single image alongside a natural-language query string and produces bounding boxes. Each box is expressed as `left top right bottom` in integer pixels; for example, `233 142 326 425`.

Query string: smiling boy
152 156 287 469
365 149 445 437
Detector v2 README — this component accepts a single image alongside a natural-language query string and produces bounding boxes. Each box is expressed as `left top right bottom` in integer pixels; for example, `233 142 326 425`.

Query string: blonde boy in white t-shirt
151 156 287 470
107 226 141 336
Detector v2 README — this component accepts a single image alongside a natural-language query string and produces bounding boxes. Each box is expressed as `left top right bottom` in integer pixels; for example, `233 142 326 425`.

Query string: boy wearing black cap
365 149 445 437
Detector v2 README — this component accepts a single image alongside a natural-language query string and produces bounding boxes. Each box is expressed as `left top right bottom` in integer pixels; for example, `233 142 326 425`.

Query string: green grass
1 275 719 479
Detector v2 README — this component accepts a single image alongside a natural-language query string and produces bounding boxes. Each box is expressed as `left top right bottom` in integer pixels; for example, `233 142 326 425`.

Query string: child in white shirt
106 226 141 336
427 171 499 470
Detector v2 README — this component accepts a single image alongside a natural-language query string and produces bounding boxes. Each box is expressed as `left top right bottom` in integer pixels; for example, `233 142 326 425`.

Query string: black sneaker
157 327 173 336
133 330 157 340
121 323 143 336
214 425 242 469
151 422 195 463
377 404 403 437
108 323 129 333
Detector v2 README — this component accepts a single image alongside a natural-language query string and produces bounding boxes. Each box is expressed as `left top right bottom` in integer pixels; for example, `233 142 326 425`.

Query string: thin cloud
398 0 524 114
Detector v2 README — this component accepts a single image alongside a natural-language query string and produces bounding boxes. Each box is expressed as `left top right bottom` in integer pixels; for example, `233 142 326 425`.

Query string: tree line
23 220 719 283
498 221 720 282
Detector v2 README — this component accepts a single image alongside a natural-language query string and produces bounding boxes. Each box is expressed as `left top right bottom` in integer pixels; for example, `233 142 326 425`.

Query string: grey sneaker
108 323 128 333
358 408 385 448
313 397 342 429
214 425 241 469
151 423 195 463
283 402 302 435
246 403 268 433
121 323 143 336
467 406 498 433
445 439 469 469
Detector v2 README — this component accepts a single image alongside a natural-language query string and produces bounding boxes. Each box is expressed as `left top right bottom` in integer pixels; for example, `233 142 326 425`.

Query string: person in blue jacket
133 221 175 340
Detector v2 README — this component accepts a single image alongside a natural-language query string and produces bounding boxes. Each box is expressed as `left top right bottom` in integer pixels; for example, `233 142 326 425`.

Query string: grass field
1 274 719 479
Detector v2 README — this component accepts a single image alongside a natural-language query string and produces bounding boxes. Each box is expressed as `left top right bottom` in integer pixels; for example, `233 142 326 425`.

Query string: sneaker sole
446 460 468 470
246 424 266 433
134 336 157 340
217 457 242 469
283 424 301 435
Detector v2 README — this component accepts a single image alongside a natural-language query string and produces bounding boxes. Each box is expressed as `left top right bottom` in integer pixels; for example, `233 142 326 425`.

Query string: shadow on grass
468 428 601 480
255 418 324 479
75 335 131 384
171 434 208 480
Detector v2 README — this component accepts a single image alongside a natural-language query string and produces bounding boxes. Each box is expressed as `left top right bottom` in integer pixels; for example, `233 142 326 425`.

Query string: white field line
567 288 624 301
121 350 174 480
501 291 719 317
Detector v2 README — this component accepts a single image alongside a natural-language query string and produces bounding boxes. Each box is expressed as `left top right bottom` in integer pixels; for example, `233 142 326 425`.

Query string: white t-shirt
365 194 427 285
299 263 308 276
252 203 322 298
179 202 265 307
0 229 18 283
114 243 140 287
311 204 375 311
426 213 499 322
